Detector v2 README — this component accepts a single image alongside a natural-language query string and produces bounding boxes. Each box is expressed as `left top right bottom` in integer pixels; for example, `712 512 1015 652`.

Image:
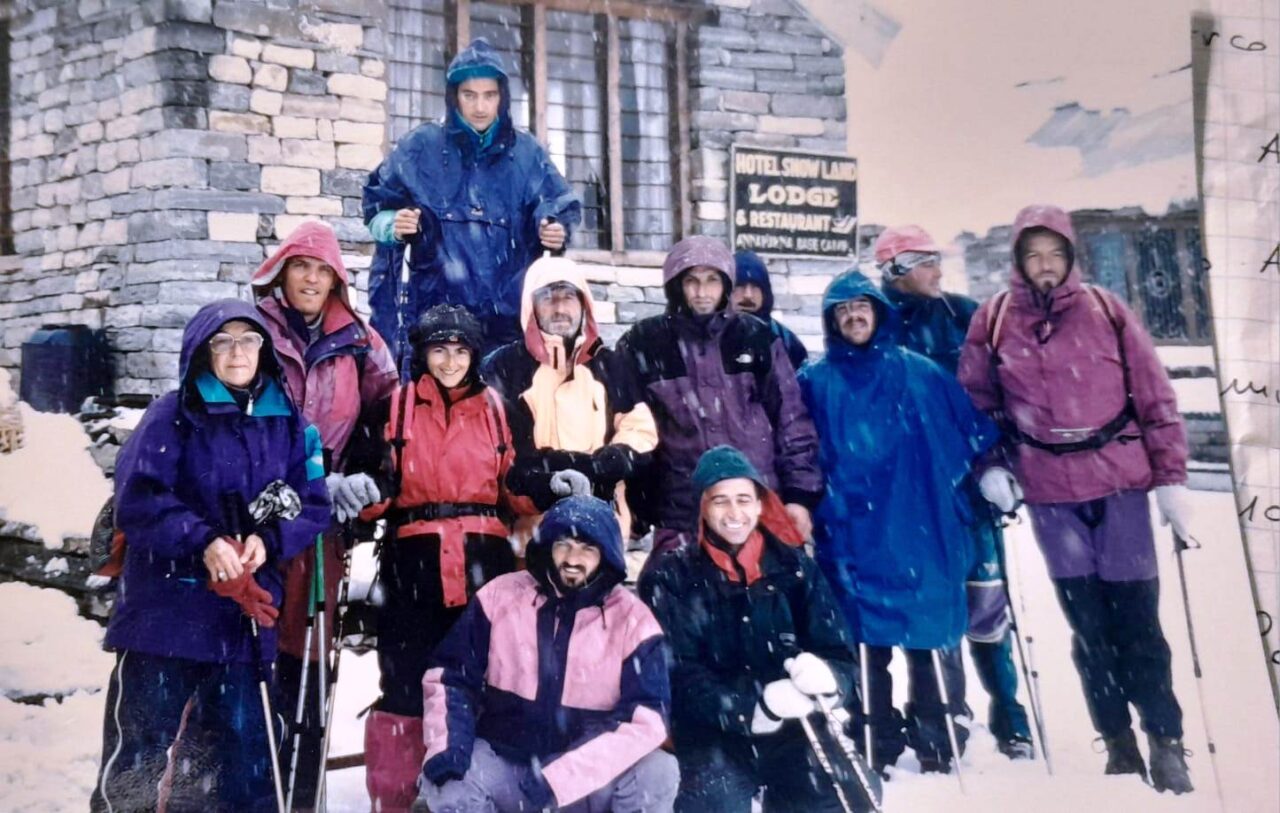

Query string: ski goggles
879 250 942 279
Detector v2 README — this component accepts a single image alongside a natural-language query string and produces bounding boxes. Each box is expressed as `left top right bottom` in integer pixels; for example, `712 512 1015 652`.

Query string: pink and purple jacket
957 205 1187 504
421 496 670 808
251 221 399 472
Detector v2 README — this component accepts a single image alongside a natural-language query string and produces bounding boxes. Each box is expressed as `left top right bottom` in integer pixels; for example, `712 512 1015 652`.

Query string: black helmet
409 304 484 381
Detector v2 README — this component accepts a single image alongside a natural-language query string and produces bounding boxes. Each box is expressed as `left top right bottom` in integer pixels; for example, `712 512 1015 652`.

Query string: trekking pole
859 642 872 764
797 714 856 813
1001 520 1054 775
222 493 287 813
314 529 357 812
313 534 330 810
395 241 414 383
1173 532 1226 811
930 649 966 793
817 703 885 813
284 539 321 811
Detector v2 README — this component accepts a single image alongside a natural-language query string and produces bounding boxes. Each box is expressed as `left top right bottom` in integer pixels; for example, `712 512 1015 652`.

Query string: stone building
0 0 850 397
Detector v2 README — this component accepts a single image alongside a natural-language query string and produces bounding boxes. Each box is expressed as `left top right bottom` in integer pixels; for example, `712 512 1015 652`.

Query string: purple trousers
1026 489 1157 581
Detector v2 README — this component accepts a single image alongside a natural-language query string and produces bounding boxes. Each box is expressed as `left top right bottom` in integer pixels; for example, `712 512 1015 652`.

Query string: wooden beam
532 2 547 143
499 0 704 23
673 20 692 238
456 0 471 51
605 14 624 254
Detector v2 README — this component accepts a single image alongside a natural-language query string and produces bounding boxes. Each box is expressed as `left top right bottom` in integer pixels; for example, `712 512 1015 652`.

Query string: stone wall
3 0 853 395
2 0 388 397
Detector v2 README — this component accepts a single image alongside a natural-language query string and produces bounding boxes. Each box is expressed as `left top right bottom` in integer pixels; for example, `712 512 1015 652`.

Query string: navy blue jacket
880 282 978 376
639 521 856 756
104 300 329 664
363 39 582 356
422 496 670 808
734 250 809 371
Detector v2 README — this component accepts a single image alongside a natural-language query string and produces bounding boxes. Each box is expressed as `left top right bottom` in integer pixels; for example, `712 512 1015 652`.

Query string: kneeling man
418 495 679 812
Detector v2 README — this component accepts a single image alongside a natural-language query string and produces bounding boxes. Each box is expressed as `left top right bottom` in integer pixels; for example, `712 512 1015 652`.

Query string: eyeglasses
209 332 265 355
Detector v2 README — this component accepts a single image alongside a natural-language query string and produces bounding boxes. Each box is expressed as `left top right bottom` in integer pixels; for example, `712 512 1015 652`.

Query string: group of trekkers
90 38 1198 813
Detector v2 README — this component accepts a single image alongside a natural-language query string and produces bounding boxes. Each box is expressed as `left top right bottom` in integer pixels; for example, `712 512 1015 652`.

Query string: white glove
978 467 1024 513
327 473 382 523
1155 484 1194 540
784 652 839 697
754 678 817 732
549 469 592 498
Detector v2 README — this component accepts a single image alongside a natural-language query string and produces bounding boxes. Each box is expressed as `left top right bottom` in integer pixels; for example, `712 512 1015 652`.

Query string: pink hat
873 225 941 264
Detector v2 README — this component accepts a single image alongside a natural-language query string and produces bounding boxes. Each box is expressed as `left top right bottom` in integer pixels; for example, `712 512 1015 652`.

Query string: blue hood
733 251 775 319
528 495 626 593
821 270 901 358
178 298 282 398
445 38 513 151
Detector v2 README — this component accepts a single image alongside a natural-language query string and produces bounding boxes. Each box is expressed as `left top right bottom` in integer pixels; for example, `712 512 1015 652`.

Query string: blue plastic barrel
19 324 110 413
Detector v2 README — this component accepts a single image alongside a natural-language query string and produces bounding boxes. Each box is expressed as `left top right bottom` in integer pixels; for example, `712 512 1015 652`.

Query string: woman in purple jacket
91 299 329 813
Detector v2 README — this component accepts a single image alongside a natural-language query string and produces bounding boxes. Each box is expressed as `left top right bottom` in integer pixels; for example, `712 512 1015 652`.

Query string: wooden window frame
450 0 703 265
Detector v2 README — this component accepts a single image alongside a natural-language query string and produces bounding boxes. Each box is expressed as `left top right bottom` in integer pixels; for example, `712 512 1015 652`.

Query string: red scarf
697 488 803 585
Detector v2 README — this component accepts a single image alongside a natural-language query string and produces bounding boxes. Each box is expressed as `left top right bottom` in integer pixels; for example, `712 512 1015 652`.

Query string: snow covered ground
1 489 1275 812
0 374 1275 811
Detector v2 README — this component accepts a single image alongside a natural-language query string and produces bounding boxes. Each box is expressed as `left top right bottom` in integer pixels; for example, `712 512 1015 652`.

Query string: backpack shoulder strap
1085 284 1122 334
986 289 1012 352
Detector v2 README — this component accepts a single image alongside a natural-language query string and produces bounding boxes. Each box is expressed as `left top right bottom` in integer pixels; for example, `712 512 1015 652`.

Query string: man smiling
417 495 678 812
799 270 1003 775
640 446 868 812
251 220 399 807
617 236 821 562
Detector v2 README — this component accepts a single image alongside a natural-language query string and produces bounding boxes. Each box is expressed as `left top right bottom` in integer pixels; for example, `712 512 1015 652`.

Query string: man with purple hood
958 204 1195 794
617 236 822 559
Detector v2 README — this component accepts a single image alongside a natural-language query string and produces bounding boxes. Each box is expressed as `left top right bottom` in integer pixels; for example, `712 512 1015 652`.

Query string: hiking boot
1147 734 1194 794
918 754 952 774
997 734 1035 760
1102 730 1148 780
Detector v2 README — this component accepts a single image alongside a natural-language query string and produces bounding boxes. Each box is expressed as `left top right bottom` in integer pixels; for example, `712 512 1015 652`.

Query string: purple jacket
957 206 1188 504
105 299 330 664
617 236 822 531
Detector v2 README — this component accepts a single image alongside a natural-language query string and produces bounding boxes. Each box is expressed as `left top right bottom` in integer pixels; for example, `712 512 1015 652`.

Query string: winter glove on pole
979 467 1024 514
549 469 592 498
784 652 840 698
1154 484 1194 540
326 473 382 523
752 678 817 734
249 480 302 525
208 539 279 628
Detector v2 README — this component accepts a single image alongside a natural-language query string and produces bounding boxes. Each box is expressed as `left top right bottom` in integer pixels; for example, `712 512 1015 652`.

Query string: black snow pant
674 727 853 813
375 532 514 716
1052 575 1183 739
863 645 968 769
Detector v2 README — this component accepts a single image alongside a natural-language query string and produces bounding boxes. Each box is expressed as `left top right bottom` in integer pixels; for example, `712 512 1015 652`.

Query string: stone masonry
2 0 851 396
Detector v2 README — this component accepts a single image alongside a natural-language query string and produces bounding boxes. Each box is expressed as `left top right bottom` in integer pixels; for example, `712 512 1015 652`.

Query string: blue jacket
880 282 978 376
104 299 329 664
734 250 809 371
363 39 582 358
422 496 670 808
799 272 999 650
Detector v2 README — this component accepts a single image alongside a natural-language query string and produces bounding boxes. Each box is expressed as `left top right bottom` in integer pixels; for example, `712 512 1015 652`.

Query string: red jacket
362 377 534 606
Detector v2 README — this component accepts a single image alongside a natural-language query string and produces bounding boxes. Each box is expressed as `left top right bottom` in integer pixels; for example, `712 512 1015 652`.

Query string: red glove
208 540 279 628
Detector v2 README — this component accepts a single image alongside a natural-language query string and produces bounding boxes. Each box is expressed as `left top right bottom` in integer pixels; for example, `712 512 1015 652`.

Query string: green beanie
691 445 767 495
